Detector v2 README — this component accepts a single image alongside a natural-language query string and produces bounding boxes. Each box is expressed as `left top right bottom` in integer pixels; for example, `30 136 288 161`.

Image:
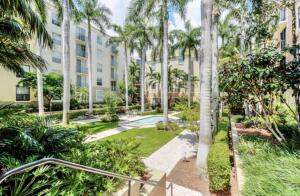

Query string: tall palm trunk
212 14 219 133
160 57 164 110
140 47 146 112
124 44 129 111
162 2 169 124
62 0 71 125
36 42 44 117
87 20 93 114
240 0 246 59
196 0 213 170
188 49 192 108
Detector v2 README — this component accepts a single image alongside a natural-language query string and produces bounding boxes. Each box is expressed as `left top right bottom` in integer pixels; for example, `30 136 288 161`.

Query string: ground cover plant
237 136 300 196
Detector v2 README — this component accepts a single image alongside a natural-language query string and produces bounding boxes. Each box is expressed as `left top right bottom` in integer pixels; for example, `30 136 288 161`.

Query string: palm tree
129 0 189 124
146 66 161 102
129 17 153 112
212 6 220 133
196 0 213 170
108 23 134 111
1 0 53 117
53 0 79 125
0 0 52 73
78 0 112 115
170 21 200 108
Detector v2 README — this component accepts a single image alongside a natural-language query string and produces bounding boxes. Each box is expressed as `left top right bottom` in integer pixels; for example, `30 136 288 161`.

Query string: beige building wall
0 2 125 104
145 50 200 104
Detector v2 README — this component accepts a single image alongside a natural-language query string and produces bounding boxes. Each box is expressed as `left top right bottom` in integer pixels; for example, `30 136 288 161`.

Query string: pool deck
83 112 180 143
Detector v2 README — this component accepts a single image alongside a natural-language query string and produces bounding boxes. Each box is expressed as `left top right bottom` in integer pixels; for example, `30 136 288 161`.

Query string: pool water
127 116 164 126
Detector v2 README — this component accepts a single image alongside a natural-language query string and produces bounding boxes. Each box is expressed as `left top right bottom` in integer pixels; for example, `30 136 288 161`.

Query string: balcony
76 65 88 74
111 45 118 54
111 73 118 80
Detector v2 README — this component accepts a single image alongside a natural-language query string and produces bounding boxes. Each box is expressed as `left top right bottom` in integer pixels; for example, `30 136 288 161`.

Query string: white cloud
100 0 200 35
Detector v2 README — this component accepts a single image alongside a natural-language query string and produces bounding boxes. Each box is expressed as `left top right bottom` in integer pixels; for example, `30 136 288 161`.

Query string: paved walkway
143 130 202 196
143 130 197 175
167 182 203 196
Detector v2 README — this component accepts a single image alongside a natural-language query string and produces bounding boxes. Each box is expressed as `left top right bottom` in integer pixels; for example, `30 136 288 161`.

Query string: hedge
207 114 231 192
46 105 140 120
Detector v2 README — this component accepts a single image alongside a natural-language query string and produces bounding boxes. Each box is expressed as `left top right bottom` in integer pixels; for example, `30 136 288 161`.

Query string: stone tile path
166 182 203 196
143 130 197 175
143 130 202 196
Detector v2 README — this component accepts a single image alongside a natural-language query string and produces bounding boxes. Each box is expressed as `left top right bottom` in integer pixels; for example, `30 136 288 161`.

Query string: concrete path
143 130 197 175
166 182 203 196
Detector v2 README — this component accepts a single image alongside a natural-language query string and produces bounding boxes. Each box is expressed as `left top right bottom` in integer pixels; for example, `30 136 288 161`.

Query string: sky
98 0 201 34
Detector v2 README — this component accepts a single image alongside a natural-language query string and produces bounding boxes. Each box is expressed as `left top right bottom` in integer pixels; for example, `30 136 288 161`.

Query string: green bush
101 114 119 122
207 115 231 192
156 121 180 131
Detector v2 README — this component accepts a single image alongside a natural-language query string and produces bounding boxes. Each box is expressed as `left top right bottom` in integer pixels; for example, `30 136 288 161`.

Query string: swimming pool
126 116 164 126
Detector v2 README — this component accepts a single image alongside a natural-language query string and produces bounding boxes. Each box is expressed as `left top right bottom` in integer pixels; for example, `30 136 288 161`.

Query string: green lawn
237 136 300 195
102 127 182 156
77 121 119 135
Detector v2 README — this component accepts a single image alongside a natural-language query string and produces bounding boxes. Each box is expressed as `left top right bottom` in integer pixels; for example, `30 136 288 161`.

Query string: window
280 28 286 50
52 33 61 45
178 49 184 65
52 13 61 26
16 65 30 78
96 90 103 102
76 27 86 41
111 55 117 66
52 51 61 63
76 44 86 57
280 7 286 21
111 81 117 91
97 63 102 72
97 36 102 45
16 86 30 101
111 68 117 80
298 6 300 28
97 77 102 86
76 75 87 87
76 59 87 73
97 49 102 56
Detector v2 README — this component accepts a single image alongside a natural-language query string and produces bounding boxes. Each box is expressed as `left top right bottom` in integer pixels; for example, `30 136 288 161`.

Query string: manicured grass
138 110 163 116
77 121 119 135
237 136 300 196
102 127 182 156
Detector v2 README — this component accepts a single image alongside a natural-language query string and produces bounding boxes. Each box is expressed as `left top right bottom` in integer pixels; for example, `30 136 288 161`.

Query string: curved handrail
0 158 173 194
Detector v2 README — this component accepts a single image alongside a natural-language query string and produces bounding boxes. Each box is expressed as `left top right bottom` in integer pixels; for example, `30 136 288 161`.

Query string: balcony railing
16 94 30 101
76 65 88 74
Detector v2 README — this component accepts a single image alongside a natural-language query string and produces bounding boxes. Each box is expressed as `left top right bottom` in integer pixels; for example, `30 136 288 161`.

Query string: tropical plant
0 0 52 73
19 72 64 112
52 0 80 125
77 0 111 115
108 23 135 111
169 21 201 107
128 17 154 113
128 0 190 124
196 0 213 170
101 91 122 122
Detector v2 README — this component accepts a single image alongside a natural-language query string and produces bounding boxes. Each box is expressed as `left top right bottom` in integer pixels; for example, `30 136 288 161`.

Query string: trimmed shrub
156 121 180 131
101 114 119 122
207 116 231 192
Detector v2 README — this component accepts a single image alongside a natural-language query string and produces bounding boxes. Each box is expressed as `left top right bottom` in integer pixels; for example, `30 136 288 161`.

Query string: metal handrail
0 158 173 196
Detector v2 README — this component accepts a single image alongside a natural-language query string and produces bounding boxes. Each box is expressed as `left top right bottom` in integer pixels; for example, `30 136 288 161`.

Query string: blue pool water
127 116 164 126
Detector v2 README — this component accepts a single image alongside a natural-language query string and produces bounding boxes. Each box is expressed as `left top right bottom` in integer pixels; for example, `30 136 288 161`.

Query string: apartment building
0 2 125 104
145 50 200 105
274 1 300 51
